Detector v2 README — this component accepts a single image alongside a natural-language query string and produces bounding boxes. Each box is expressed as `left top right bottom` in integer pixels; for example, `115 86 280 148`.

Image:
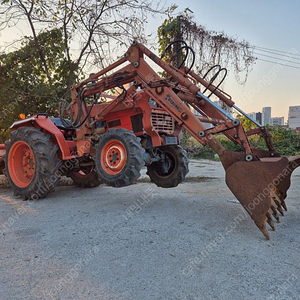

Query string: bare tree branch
0 0 167 98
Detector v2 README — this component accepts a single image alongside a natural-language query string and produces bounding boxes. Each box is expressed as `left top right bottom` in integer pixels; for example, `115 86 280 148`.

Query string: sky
0 0 299 122
147 0 300 122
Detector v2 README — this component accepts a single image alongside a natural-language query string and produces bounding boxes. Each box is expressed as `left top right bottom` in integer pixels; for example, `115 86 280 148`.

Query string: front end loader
2 40 300 239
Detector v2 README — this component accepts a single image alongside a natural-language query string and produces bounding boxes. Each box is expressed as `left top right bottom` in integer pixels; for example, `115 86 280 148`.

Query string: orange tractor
1 40 300 239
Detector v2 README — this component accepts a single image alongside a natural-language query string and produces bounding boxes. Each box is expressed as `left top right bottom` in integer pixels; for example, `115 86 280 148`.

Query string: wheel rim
8 141 35 188
154 151 176 177
101 139 127 175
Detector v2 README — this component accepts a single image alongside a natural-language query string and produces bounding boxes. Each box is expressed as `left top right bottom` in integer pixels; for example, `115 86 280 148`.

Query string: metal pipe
196 91 235 122
232 104 262 128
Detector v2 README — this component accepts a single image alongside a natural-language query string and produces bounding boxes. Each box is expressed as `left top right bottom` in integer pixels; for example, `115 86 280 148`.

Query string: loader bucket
224 154 300 239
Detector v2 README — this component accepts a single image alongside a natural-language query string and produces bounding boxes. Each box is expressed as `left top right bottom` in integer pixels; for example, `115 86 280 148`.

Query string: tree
157 9 256 85
0 0 166 87
236 115 258 131
0 28 76 141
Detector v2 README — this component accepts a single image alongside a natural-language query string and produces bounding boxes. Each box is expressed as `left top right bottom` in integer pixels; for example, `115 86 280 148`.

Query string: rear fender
10 115 72 160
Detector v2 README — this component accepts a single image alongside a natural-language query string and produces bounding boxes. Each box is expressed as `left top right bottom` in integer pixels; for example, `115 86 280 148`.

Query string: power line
253 46 300 57
253 52 300 66
256 58 300 70
253 47 300 61
251 44 300 70
255 49 300 61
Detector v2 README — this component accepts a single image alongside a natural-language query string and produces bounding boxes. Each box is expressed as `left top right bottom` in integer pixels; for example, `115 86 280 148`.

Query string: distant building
288 105 300 129
256 112 262 124
248 112 262 124
248 112 256 120
269 117 284 126
262 107 271 125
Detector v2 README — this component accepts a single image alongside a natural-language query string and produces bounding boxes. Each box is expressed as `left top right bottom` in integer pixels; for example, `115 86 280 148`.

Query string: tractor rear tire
0 161 4 175
4 127 62 200
147 145 189 188
95 128 144 187
69 168 101 188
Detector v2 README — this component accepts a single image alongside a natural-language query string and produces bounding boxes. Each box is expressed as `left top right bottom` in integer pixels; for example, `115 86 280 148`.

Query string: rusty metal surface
225 156 300 239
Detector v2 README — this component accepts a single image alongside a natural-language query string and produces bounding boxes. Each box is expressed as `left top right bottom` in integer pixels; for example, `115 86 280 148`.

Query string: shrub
180 126 300 159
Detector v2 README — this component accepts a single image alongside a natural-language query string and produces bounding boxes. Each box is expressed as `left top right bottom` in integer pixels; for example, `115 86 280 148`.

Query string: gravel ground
0 159 300 300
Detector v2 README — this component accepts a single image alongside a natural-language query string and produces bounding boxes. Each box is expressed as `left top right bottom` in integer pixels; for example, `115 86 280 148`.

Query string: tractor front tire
147 145 189 188
4 127 62 200
95 128 144 187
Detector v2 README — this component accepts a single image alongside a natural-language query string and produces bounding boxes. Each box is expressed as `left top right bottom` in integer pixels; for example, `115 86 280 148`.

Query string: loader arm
67 41 300 239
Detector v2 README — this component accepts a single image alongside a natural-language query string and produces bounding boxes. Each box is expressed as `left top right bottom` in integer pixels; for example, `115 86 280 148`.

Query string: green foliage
0 28 78 142
180 135 215 159
157 17 181 59
158 8 192 61
236 114 258 131
181 127 300 160
216 135 243 152
252 126 300 156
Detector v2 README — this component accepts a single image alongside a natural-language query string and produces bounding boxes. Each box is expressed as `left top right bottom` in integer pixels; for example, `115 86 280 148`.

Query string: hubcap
8 141 35 188
101 140 126 175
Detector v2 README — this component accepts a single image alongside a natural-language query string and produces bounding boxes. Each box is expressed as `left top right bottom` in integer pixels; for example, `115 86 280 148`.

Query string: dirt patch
184 176 216 182
137 175 216 183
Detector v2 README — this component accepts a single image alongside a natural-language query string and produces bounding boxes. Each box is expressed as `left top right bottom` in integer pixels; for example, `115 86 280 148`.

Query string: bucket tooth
270 190 285 216
280 199 287 211
270 198 283 219
274 199 284 216
260 224 270 240
266 212 275 231
270 205 280 223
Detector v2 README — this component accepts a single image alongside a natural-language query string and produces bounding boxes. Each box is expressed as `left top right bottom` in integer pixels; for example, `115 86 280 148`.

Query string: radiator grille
151 109 174 133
